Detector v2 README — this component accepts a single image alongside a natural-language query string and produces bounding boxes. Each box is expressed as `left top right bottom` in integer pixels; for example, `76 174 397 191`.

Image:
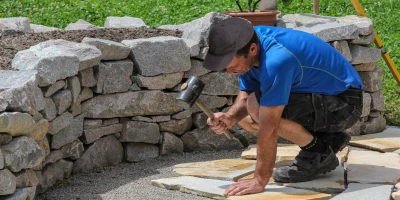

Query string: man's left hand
224 177 266 196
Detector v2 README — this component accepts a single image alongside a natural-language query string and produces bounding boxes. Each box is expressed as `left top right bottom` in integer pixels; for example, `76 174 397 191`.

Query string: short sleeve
239 68 260 92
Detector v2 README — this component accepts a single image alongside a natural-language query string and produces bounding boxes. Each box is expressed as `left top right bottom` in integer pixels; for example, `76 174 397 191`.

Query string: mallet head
176 76 205 109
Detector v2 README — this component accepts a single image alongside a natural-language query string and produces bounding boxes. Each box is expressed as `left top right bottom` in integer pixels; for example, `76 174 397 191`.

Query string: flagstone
331 183 393 200
349 126 400 152
347 150 400 184
173 159 256 181
152 176 331 200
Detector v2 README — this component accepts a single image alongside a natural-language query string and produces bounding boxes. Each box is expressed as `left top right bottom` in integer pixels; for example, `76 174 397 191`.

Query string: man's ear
249 43 258 56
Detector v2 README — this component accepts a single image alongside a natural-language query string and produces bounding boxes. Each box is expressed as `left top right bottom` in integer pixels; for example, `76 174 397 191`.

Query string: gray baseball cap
203 17 254 71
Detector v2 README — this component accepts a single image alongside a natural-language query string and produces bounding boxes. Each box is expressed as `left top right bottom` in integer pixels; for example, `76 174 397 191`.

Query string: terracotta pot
224 10 280 26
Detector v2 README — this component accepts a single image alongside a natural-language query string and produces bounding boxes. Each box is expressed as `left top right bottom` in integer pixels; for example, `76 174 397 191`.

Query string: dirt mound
0 27 182 70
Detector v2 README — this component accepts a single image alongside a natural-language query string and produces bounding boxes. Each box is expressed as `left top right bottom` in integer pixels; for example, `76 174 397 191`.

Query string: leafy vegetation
1 0 399 124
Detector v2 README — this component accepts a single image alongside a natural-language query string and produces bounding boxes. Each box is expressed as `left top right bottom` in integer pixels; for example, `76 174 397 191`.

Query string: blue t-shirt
239 26 363 106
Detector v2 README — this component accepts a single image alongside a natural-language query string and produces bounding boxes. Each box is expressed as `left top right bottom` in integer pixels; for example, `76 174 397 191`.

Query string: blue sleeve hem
259 100 287 106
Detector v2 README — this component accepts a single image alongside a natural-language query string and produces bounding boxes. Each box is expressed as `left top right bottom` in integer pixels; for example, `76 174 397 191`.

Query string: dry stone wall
0 12 386 199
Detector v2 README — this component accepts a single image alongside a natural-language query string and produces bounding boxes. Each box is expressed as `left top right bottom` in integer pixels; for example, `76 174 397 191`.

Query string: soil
0 27 182 70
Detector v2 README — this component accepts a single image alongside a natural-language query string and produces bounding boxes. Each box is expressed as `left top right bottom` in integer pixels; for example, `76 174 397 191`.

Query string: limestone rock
81 91 183 118
370 90 385 111
184 59 210 78
199 72 239 95
191 95 228 113
125 143 159 162
122 36 191 76
37 159 73 194
0 112 35 136
120 121 159 144
93 60 133 94
181 127 243 152
349 44 382 65
84 119 102 129
361 115 386 134
66 76 81 104
336 15 373 35
350 33 375 46
72 135 123 174
78 67 96 88
82 37 131 60
83 123 123 144
51 90 72 115
353 62 377 72
14 169 39 187
0 17 32 36
65 19 99 30
48 112 73 135
332 183 393 200
0 169 16 195
350 126 400 152
134 72 183 90
160 132 184 155
51 114 84 149
358 67 383 92
159 118 192 136
2 136 44 172
361 92 371 117
151 115 171 123
294 22 359 42
31 24 60 33
104 16 146 28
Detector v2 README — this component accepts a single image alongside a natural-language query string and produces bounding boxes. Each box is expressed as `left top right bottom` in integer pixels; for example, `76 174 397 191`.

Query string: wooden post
314 0 319 15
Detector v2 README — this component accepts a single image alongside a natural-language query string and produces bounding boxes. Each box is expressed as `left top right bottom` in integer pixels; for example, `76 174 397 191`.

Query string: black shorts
255 88 363 133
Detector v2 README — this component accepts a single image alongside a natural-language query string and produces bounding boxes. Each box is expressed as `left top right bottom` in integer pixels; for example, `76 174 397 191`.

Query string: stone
48 112 73 135
129 83 141 91
72 135 123 174
0 98 7 112
369 111 381 118
172 110 192 120
361 115 386 134
349 44 382 65
242 144 300 166
358 67 383 92
194 47 208 60
131 116 152 122
42 150 63 167
159 118 192 136
120 121 159 144
347 150 400 184
60 140 84 160
83 124 123 144
82 37 131 60
93 60 133 94
0 70 38 93
35 137 50 157
37 159 73 194
104 16 146 28
152 115 171 122
70 103 81 117
361 92 371 117
294 22 359 42
353 62 377 72
350 34 375 46
65 19 99 30
14 169 39 187
282 14 336 26
12 46 79 87
0 17 32 36
28 118 49 141
81 91 183 118
2 136 44 172
191 95 228 113
336 15 373 36
77 87 94 102
78 67 96 87
0 133 12 145
174 159 256 181
0 169 16 195
343 120 361 136
184 59 211 78
42 80 65 98
51 90 72 115
125 143 159 162
134 72 184 90
31 24 60 32
102 118 119 126
181 127 243 152
0 150 3 169
0 112 35 136
0 186 36 200
331 183 393 200
160 132 184 155
51 114 84 149
183 39 200 57
84 119 102 129
276 18 298 29
350 126 400 152
152 176 331 200
42 98 57 121
331 40 352 61
199 72 239 95
66 76 81 103
370 90 385 111
122 36 191 76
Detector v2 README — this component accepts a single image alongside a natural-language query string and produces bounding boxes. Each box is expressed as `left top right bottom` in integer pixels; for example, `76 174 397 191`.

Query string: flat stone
350 34 375 46
294 22 359 42
84 119 102 129
350 126 400 152
152 115 171 122
48 112 73 135
199 72 239 95
78 67 96 88
331 183 393 200
174 159 256 181
65 19 99 30
134 72 183 90
82 37 131 60
37 159 73 194
347 150 400 184
184 59 211 78
0 169 16 195
152 176 331 200
159 118 193 136
358 66 383 92
0 112 35 136
51 90 72 115
31 24 60 33
349 44 382 65
122 36 190 76
160 132 184 155
104 16 146 28
51 114 84 149
131 116 152 122
353 62 377 72
125 143 159 162
0 17 32 36
336 15 373 35
102 118 119 126
93 60 133 94
83 124 123 144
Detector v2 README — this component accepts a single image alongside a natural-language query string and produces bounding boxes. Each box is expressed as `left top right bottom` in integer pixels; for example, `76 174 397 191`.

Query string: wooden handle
195 99 234 140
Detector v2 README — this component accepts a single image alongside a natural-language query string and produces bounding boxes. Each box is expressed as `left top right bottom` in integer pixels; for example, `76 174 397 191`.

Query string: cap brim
203 52 236 72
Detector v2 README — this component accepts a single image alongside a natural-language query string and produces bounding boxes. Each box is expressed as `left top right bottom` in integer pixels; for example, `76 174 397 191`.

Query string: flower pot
224 10 280 26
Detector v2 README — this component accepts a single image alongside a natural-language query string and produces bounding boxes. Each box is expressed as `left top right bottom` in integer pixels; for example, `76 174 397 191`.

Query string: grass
1 0 400 125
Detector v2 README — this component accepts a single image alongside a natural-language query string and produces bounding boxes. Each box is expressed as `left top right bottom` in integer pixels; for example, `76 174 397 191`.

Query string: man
203 17 363 196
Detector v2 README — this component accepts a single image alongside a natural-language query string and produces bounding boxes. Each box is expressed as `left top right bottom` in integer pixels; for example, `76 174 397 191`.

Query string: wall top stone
104 16 146 28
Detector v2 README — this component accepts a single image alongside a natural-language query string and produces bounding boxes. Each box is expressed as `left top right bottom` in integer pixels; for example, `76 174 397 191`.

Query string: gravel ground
37 150 244 200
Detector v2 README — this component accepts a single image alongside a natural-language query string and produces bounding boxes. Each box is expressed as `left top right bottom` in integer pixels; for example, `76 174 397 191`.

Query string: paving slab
347 150 400 184
349 126 400 152
331 183 393 200
152 176 331 200
173 159 256 181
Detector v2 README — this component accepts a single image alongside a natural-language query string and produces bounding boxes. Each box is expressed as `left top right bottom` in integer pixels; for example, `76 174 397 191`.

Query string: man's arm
226 90 251 124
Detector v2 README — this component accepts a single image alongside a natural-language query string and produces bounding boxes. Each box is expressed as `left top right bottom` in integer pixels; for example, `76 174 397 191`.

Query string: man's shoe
314 132 351 154
273 146 339 183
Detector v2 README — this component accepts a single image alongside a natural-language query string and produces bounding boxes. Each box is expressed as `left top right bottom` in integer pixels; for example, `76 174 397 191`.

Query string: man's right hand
207 112 236 134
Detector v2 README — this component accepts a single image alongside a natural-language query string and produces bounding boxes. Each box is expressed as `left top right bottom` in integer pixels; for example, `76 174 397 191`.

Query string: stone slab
347 150 400 184
331 183 392 200
152 176 331 200
349 126 400 152
174 159 256 181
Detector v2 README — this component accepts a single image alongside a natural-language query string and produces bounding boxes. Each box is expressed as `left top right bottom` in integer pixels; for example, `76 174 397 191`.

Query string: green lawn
1 0 400 125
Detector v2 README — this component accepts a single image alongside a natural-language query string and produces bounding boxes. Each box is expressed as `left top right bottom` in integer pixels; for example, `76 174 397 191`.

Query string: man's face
225 55 253 74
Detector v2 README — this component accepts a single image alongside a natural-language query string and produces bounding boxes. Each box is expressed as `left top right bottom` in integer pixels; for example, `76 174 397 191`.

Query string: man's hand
206 112 236 134
224 177 266 196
